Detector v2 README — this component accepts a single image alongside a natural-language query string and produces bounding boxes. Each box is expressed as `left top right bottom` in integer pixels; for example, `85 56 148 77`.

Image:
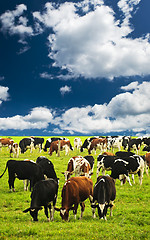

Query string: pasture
0 136 150 240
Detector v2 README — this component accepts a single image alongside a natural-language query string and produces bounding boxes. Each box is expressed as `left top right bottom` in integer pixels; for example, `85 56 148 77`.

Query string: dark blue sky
0 0 150 136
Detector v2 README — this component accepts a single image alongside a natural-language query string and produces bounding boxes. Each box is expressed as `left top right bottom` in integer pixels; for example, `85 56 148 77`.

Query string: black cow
80 137 98 152
110 155 145 185
43 137 73 152
97 155 116 178
31 137 44 152
91 176 116 220
36 156 57 180
19 138 34 154
143 146 150 152
23 178 59 221
0 160 44 191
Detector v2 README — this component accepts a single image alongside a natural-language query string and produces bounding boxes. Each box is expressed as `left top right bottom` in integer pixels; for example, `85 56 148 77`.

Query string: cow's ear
54 207 60 212
23 208 30 213
61 172 64 175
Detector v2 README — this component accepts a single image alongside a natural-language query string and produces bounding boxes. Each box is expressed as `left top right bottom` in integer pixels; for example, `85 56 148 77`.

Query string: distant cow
0 160 44 192
74 138 82 150
36 156 58 180
43 137 71 152
31 137 44 152
91 176 116 220
55 176 93 221
0 138 14 150
62 156 92 181
49 140 72 156
23 178 59 221
10 143 19 158
107 136 123 152
80 137 98 152
19 138 34 154
88 138 107 154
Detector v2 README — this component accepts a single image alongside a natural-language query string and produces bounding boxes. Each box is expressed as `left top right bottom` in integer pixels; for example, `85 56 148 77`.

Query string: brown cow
55 176 93 221
88 138 107 155
49 140 71 156
0 138 14 151
62 156 92 181
144 152 150 175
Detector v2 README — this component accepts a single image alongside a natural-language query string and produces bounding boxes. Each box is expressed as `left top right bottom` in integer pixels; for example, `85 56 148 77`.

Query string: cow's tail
0 161 8 178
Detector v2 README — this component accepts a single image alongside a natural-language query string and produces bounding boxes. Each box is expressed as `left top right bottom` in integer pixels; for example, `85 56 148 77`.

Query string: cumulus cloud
32 0 150 80
0 86 9 104
0 107 53 130
0 4 33 40
60 85 72 95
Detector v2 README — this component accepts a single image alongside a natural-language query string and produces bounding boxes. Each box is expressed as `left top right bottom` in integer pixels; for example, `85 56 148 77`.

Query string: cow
55 176 93 221
144 152 150 175
0 160 44 192
0 138 14 150
115 151 135 158
31 137 44 152
23 178 59 221
127 138 143 154
74 138 82 150
43 137 73 152
122 136 131 150
80 137 98 152
107 136 123 152
110 155 145 186
143 146 150 152
36 156 58 180
49 140 72 156
91 176 116 220
142 137 150 147
62 156 92 181
97 155 116 178
88 138 107 155
10 143 19 158
84 155 95 172
23 159 36 191
19 138 34 154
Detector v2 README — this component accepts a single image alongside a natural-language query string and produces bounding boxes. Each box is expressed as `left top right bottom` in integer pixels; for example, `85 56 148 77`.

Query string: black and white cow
80 137 98 152
84 155 95 173
91 175 116 220
122 136 131 150
107 136 123 152
43 137 73 152
110 155 145 186
127 138 143 154
31 137 44 152
97 155 116 178
36 156 58 180
23 178 59 221
0 160 44 191
19 138 34 154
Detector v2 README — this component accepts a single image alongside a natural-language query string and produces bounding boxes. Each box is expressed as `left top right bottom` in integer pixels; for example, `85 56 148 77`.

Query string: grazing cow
74 138 82 150
10 143 19 158
91 176 116 220
0 138 14 150
88 138 107 155
49 140 72 156
23 178 59 221
62 156 92 181
110 155 145 186
43 137 72 152
55 176 93 221
36 156 58 180
80 137 98 152
19 138 34 154
0 160 44 192
31 137 44 152
107 136 123 152
127 138 143 154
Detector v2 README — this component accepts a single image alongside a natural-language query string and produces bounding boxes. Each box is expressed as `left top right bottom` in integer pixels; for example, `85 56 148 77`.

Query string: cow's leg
124 174 132 186
73 204 78 219
109 201 114 217
145 163 149 176
44 206 50 221
131 174 135 184
138 169 143 185
80 202 85 219
91 200 97 218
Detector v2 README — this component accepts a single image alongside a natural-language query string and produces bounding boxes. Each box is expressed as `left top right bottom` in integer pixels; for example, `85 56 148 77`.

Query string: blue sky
0 0 150 136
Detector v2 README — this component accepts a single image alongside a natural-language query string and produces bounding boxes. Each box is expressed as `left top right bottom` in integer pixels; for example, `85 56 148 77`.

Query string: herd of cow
0 135 150 222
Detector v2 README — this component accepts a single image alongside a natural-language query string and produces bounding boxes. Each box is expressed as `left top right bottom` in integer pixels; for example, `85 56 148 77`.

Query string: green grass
0 136 150 240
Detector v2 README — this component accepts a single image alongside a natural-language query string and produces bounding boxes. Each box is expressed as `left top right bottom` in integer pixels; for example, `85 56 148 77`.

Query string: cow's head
55 207 73 221
23 207 42 221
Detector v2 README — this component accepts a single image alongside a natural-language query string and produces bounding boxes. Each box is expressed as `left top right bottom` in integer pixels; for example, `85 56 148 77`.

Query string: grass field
0 136 150 240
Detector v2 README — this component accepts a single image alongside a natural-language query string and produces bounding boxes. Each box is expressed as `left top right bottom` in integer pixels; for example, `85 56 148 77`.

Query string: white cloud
60 85 72 95
0 107 53 130
33 0 150 80
0 86 9 104
0 4 33 39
